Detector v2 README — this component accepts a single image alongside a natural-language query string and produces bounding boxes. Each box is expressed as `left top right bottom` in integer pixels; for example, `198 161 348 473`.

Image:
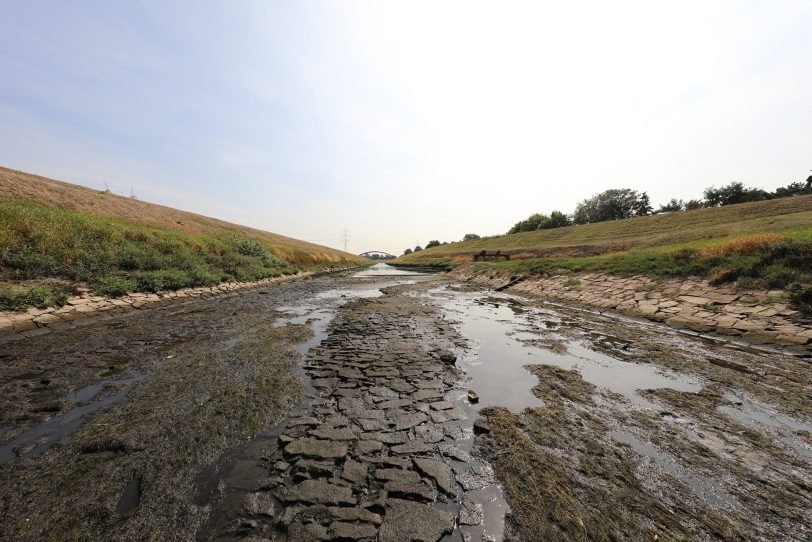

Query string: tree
684 199 704 210
703 182 770 207
462 233 480 241
573 189 641 224
414 246 423 252
773 181 812 198
426 240 441 248
542 210 572 229
635 192 653 216
508 213 549 234
657 198 684 213
402 248 412 255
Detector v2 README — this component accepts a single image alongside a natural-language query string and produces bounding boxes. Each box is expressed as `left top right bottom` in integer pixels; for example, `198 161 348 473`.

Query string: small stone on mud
467 390 479 403
437 350 457 364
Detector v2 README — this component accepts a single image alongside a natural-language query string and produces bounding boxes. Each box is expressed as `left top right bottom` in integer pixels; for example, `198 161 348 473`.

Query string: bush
788 283 812 314
573 189 644 224
543 211 572 229
187 268 220 287
703 182 771 207
230 238 271 258
658 198 684 213
0 285 70 311
508 213 549 234
462 233 480 241
426 240 441 248
93 276 136 297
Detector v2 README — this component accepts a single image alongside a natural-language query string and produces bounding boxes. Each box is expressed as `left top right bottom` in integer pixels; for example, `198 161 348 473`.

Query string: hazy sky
1 1 810 255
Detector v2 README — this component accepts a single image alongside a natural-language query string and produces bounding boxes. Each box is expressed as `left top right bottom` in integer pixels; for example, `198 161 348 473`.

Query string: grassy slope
0 167 367 310
399 195 812 266
397 196 812 310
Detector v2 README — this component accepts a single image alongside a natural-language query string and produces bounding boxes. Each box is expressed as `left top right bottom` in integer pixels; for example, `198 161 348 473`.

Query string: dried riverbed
0 264 809 541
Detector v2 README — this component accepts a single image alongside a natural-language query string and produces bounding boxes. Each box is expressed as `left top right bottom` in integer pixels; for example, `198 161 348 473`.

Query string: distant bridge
360 251 396 259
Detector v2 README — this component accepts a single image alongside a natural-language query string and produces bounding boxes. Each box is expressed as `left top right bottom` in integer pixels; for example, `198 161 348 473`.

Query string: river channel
0 263 809 541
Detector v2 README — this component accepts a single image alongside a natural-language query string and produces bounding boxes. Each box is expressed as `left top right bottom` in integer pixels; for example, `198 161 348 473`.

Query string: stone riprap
204 286 504 541
0 270 343 341
450 267 812 355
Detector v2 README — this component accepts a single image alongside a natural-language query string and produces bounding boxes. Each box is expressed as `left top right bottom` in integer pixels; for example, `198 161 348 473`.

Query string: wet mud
431 284 810 541
0 264 809 541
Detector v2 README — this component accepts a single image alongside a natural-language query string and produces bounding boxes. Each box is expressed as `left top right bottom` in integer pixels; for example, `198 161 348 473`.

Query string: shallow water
720 392 812 460
430 286 700 412
610 429 737 509
0 374 147 463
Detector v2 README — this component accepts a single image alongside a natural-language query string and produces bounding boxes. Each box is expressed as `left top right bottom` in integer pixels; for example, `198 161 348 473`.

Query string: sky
1 1 810 256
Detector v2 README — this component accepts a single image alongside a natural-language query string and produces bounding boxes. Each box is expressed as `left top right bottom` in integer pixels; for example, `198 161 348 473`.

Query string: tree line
402 234 481 256
401 176 811 255
507 178 812 234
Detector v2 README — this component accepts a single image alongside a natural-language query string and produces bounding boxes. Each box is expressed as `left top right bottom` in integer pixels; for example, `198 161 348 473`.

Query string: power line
341 228 349 253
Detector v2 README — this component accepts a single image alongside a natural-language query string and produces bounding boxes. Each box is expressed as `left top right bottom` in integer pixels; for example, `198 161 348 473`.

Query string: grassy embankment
0 167 367 311
397 195 812 311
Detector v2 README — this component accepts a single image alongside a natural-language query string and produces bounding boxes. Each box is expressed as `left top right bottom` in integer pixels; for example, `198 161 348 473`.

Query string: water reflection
430 286 701 412
354 262 437 277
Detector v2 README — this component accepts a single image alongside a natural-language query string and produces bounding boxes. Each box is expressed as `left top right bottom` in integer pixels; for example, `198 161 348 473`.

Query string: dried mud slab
201 285 508 541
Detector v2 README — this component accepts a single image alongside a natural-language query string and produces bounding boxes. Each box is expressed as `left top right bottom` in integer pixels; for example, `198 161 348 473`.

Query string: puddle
64 382 110 403
546 342 700 410
432 287 700 412
438 295 544 411
115 475 142 515
0 374 147 463
720 393 812 460
611 429 737 509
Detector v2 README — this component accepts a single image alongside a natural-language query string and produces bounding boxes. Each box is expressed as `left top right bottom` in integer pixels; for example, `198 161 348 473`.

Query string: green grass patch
0 284 72 311
468 235 812 313
0 198 303 310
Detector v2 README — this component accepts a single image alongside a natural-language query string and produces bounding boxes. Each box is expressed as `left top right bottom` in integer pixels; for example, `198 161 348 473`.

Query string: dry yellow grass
398 194 812 265
0 166 362 266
